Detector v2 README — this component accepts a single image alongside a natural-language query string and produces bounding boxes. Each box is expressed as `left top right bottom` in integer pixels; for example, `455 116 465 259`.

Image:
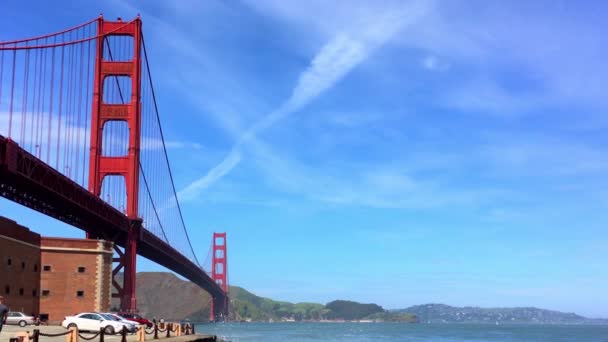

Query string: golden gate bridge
0 15 229 321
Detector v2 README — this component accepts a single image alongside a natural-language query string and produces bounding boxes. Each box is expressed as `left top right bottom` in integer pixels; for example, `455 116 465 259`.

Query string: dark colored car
116 312 153 328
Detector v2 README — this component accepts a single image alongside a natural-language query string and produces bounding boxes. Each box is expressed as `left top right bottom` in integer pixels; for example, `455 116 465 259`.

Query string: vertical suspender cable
69 37 77 177
82 30 92 186
0 50 4 108
47 38 56 162
34 44 41 154
82 25 89 187
20 46 30 143
55 46 65 169
29 43 39 151
38 41 48 158
8 49 17 138
30 42 42 158
63 40 72 176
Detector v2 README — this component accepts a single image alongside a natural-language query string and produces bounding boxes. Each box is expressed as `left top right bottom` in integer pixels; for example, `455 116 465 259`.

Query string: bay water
197 322 608 341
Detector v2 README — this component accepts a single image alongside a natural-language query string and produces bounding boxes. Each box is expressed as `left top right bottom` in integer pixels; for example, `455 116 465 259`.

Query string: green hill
227 287 417 322
325 300 383 320
229 285 326 321
122 272 414 322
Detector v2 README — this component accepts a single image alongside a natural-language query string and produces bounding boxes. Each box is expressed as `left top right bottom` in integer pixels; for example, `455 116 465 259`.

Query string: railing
8 323 202 342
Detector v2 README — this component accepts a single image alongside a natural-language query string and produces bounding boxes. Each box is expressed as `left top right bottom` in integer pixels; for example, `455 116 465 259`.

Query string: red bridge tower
88 17 142 312
210 232 229 321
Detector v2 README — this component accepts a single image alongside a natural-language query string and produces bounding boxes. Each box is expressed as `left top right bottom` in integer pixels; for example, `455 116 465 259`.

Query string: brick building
40 237 113 322
0 217 41 315
0 217 113 323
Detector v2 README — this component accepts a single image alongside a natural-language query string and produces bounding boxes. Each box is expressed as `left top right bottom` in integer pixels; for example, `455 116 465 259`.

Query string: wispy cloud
479 134 608 177
422 55 449 71
148 139 203 150
325 111 381 127
177 148 241 202
178 0 433 201
0 111 202 152
441 78 542 117
109 0 608 213
395 1 608 114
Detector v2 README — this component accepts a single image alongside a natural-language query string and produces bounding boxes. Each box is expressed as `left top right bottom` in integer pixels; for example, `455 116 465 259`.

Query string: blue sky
1 0 608 317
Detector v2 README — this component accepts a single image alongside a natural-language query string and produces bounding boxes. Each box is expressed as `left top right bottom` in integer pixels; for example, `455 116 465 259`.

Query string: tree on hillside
326 300 384 320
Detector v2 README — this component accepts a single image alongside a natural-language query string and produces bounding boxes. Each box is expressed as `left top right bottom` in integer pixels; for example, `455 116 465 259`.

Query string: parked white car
61 313 135 334
100 313 138 331
6 312 35 327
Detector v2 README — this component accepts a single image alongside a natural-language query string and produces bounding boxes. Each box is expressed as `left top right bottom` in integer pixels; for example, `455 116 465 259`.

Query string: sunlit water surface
197 322 608 341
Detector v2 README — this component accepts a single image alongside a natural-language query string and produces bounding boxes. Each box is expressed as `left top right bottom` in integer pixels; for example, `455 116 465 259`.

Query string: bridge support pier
210 295 228 322
122 219 141 311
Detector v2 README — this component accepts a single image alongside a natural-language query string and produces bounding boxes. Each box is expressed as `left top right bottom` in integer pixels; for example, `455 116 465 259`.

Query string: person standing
0 296 8 333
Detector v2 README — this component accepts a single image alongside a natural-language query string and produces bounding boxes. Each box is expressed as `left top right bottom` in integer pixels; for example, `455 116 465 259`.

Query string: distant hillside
397 304 606 324
112 272 212 321
116 273 600 324
113 273 334 321
118 272 414 322
230 286 326 321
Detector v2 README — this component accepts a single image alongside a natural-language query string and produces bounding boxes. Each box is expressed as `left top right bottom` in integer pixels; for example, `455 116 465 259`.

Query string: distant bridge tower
88 16 143 312
210 232 229 321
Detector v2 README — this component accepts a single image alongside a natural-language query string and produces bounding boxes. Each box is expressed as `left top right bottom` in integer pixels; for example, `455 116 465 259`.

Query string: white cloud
108 1 608 212
177 148 241 202
422 55 449 71
0 111 202 153
480 135 608 177
240 33 366 141
441 78 541 116
398 2 608 112
146 138 203 151
178 0 433 202
326 111 381 127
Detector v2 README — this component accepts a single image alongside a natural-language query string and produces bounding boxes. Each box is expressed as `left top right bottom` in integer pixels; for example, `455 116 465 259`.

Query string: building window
4 286 9 294
21 261 25 270
34 264 38 272
76 290 84 298
42 290 50 296
77 267 86 273
7 258 11 266
32 289 37 297
19 288 24 296
43 265 51 272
